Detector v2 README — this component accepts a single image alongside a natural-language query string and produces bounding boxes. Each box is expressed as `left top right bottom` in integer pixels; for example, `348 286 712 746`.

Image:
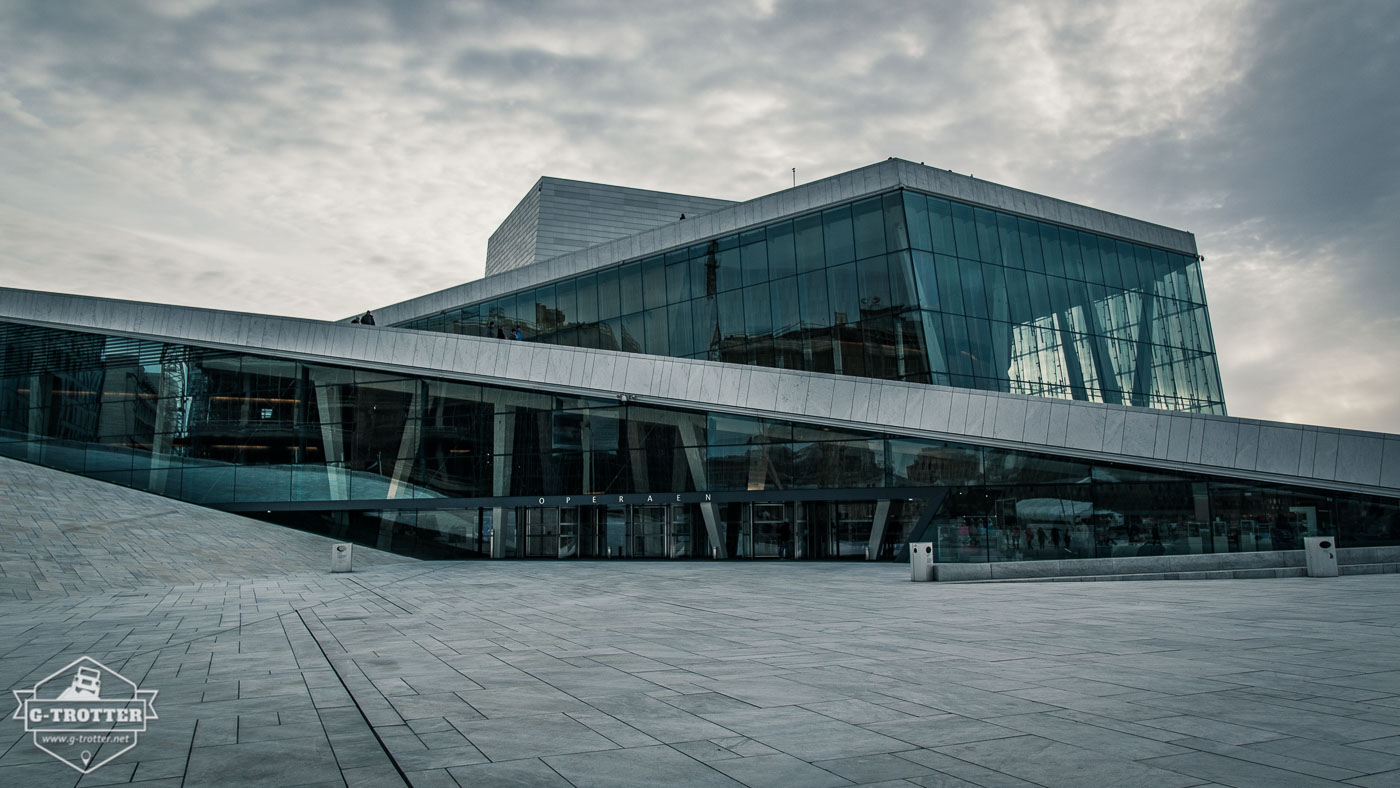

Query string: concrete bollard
331 543 353 573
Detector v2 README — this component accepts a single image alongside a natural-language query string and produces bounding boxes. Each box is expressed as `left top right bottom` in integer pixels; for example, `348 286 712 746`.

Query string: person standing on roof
360 311 375 326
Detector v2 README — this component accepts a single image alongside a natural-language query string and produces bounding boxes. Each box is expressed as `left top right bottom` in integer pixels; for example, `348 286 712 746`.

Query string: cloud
0 0 1395 431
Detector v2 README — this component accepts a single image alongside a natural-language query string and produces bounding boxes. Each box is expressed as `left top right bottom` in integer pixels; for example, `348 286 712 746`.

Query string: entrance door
751 503 792 559
631 506 668 558
524 507 560 557
560 507 580 558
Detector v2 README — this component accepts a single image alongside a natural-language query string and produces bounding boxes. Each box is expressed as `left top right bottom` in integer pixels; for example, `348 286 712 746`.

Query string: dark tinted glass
597 268 621 319
741 236 769 286
641 257 666 311
928 197 957 256
852 197 887 260
798 270 830 329
767 221 796 279
823 205 855 265
903 192 932 251
794 213 825 273
620 262 644 314
951 202 979 261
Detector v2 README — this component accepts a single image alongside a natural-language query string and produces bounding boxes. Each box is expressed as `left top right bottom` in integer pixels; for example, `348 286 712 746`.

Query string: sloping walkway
0 455 411 600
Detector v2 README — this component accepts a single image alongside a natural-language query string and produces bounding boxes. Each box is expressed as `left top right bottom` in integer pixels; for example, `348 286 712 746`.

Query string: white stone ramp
0 454 413 601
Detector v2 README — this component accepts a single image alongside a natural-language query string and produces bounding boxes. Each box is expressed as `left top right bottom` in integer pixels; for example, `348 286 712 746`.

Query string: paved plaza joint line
4 459 1400 787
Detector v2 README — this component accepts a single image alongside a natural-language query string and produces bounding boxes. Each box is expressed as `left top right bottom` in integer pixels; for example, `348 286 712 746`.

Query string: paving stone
5 458 1400 786
710 752 853 788
446 757 574 787
542 744 743 787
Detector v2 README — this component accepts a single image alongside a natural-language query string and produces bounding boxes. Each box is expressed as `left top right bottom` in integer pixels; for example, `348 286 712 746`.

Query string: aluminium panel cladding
483 182 542 276
484 177 737 276
374 159 1200 325
5 287 1400 502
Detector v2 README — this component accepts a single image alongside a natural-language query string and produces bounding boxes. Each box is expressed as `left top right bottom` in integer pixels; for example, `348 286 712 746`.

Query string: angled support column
679 417 724 558
148 351 184 496
386 383 422 499
867 499 891 561
314 384 348 501
490 400 515 559
627 420 650 491
1131 294 1157 407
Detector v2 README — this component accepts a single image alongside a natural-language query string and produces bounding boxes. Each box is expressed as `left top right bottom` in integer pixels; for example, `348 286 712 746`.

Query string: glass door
524 507 560 558
751 503 791 559
631 506 668 558
559 507 579 558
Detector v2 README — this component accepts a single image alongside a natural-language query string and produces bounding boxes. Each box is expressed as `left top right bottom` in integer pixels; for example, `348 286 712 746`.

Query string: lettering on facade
505 492 720 507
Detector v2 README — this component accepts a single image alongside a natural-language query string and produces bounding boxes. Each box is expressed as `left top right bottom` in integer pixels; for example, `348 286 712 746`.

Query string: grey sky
1 0 1396 432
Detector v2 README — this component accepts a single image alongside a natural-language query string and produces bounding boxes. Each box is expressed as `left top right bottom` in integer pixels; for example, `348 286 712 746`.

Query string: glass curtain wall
402 190 1224 413
2 322 1386 562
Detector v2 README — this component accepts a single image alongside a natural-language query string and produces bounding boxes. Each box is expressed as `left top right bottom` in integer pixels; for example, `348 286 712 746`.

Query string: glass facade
401 189 1225 413
3 321 1392 561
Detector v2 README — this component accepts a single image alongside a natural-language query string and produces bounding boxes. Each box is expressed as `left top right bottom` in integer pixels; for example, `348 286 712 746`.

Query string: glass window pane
717 289 745 338
1135 245 1156 291
798 270 831 328
744 283 772 335
535 284 557 333
644 306 667 355
1025 272 1052 319
692 246 714 299
668 299 692 356
884 192 909 252
1187 257 1205 303
1004 267 1032 323
1048 275 1071 315
903 192 932 251
912 250 939 310
996 213 1023 268
852 196 887 260
1098 236 1123 289
941 313 974 379
935 254 964 315
823 205 855 265
826 262 861 326
620 262 644 314
597 268 621 319
794 213 825 273
981 263 1010 323
1079 231 1103 283
966 317 996 380
1117 241 1140 290
642 256 666 311
554 279 576 327
1019 218 1045 273
618 313 643 353
959 258 988 319
1062 230 1085 280
887 251 916 312
767 220 796 279
974 208 1001 265
951 202 979 261
771 275 801 338
716 244 742 292
574 273 598 323
666 261 689 305
856 255 892 314
741 237 769 286
928 197 957 256
693 297 718 358
1040 223 1066 278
